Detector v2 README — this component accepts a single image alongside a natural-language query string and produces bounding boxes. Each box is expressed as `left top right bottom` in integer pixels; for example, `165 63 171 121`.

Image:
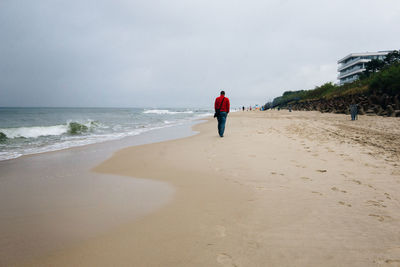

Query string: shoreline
22 111 400 266
0 113 210 162
0 120 203 266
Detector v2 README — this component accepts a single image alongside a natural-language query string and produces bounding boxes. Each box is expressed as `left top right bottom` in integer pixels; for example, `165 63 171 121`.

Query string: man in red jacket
214 90 230 137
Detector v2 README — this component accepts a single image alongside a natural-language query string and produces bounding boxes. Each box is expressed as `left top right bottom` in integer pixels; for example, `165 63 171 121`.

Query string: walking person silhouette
214 91 230 137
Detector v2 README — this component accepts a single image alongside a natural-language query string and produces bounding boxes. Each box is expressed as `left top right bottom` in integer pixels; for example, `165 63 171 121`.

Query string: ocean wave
0 123 170 161
0 132 7 142
68 121 97 135
0 108 212 161
143 109 194 115
0 121 100 139
0 125 68 139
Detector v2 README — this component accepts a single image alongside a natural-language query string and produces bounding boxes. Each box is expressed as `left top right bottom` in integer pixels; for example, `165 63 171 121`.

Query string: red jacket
214 95 230 113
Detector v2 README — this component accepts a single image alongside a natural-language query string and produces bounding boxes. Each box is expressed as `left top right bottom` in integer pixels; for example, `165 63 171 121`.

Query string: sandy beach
20 111 400 266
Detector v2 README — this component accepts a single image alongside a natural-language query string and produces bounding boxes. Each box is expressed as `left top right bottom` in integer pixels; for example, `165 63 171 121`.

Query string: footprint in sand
311 191 323 196
385 193 392 200
301 177 312 181
352 179 362 185
369 214 391 222
375 248 400 265
331 187 347 193
368 184 377 190
215 225 226 237
392 170 400 176
366 200 387 208
217 253 236 267
385 259 400 264
316 169 327 173
338 201 352 207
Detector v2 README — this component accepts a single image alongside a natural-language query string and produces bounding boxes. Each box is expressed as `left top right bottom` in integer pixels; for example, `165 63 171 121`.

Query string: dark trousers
350 106 358 120
217 112 227 137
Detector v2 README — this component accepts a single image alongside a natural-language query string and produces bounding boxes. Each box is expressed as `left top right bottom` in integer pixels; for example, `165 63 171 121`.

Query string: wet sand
0 122 198 266
16 111 400 266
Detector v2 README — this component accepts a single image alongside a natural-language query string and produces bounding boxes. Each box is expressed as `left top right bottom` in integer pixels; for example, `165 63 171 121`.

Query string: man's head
220 91 225 95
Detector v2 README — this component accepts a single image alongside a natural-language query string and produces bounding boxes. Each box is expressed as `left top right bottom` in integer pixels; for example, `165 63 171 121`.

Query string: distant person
350 104 358 120
242 106 245 111
214 91 230 137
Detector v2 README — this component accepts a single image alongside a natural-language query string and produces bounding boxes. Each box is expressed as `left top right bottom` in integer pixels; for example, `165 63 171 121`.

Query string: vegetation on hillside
264 50 400 109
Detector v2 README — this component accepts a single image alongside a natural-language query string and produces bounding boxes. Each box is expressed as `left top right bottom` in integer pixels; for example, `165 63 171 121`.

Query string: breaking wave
68 121 99 135
0 125 68 139
0 132 7 142
0 121 99 139
0 107 213 161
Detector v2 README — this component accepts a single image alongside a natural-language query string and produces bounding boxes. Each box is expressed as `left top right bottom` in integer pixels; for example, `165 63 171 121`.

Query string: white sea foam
0 120 105 139
143 109 194 115
0 125 68 138
195 112 213 118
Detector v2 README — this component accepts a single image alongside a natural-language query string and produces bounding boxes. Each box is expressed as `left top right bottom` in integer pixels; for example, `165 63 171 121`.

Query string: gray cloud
1 0 400 107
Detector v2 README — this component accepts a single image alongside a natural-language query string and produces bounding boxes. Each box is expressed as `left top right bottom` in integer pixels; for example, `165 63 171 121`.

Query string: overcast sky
1 0 399 108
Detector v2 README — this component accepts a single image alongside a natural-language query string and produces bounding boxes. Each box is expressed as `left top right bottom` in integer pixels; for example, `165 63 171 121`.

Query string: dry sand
23 111 400 266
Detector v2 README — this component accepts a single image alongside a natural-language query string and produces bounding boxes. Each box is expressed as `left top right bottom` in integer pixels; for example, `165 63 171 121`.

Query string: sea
0 107 212 161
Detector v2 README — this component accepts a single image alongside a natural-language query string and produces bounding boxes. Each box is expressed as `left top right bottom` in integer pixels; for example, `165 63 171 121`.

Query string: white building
337 51 392 85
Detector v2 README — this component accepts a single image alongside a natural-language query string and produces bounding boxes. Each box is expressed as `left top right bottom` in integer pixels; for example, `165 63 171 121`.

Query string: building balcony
338 59 369 72
338 65 364 77
338 68 365 80
337 51 392 64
